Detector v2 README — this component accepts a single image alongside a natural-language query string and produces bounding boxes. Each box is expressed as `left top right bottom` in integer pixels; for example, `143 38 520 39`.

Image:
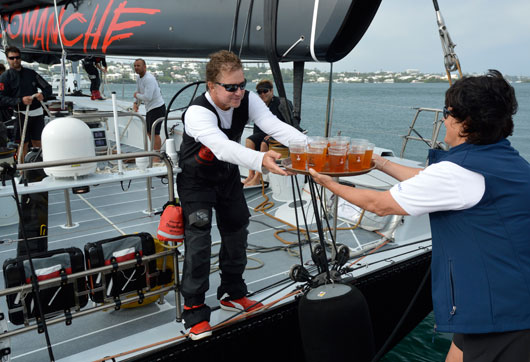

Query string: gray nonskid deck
0 171 431 361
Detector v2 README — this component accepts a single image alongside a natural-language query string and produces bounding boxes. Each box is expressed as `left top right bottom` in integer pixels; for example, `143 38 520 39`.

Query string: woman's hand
372 154 389 171
308 168 333 187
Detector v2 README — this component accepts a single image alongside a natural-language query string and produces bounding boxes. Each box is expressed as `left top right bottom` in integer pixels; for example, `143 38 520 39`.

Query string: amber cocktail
328 146 348 172
348 143 366 171
307 144 326 172
362 143 374 169
289 140 307 170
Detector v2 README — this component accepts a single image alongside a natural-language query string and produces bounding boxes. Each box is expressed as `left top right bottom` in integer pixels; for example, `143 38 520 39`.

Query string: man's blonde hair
206 50 243 83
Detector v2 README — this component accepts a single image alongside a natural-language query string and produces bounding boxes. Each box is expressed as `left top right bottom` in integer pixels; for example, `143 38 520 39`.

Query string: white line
0 219 161 256
77 194 126 236
12 269 293 360
0 208 157 241
310 0 320 62
11 304 175 360
48 194 167 217
46 180 150 201
52 187 162 205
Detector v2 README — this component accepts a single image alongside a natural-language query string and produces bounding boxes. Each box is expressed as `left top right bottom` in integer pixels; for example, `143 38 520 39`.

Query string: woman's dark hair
445 69 518 145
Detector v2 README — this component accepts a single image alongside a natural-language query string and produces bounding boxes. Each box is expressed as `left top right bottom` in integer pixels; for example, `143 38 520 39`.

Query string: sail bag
84 233 159 304
3 247 88 325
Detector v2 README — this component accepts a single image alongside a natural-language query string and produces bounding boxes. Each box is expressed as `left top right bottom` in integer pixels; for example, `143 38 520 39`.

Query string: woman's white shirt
389 161 485 216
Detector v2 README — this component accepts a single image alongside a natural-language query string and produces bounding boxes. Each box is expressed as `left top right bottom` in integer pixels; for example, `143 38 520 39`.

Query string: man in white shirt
133 59 165 161
177 50 306 340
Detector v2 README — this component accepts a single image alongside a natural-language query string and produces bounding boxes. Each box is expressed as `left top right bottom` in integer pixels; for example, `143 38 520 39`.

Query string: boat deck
0 158 432 361
0 95 432 361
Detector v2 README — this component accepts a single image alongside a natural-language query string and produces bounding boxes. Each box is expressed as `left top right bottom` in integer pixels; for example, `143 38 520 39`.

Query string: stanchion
111 92 123 174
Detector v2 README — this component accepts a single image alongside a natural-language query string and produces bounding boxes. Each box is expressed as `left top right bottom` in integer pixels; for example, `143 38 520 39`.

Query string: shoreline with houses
17 59 530 85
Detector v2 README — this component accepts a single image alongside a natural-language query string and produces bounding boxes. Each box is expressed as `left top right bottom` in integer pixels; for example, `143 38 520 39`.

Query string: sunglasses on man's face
7 56 21 60
443 106 453 119
216 79 247 92
257 89 270 95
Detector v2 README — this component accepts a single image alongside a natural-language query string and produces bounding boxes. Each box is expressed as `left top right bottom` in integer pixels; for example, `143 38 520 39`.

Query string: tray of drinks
281 158 375 177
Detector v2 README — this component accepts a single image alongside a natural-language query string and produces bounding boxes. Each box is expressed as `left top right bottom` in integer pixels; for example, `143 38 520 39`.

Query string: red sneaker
220 296 263 312
91 90 104 100
189 321 212 340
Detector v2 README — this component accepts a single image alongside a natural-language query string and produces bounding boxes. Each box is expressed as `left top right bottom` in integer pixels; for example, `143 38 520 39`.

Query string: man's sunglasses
216 79 247 92
443 106 453 119
7 56 21 60
257 89 270 95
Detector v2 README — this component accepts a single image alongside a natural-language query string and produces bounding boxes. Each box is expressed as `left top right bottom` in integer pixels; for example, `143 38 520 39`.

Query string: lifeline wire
53 0 67 109
6 164 56 361
238 0 254 58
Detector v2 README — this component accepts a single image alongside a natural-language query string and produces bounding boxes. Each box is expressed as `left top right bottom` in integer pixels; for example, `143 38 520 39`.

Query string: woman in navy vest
310 70 530 362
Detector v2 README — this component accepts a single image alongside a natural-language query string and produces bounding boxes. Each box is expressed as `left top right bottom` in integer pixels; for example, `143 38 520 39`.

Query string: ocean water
106 81 530 163
106 81 530 361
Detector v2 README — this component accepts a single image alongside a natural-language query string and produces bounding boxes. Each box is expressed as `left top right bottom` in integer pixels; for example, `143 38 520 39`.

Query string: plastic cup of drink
308 136 327 146
289 140 307 170
350 138 369 145
307 143 326 172
328 145 348 172
348 143 366 171
362 143 374 169
308 136 327 149
329 136 351 148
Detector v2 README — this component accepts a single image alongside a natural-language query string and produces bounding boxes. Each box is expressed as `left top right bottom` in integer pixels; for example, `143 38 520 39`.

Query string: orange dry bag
157 201 184 244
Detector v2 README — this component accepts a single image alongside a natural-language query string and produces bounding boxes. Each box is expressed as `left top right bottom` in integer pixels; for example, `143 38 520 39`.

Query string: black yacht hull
128 251 433 362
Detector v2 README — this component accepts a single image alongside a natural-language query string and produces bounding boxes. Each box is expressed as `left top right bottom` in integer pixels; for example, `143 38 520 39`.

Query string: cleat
220 296 263 313
189 321 212 340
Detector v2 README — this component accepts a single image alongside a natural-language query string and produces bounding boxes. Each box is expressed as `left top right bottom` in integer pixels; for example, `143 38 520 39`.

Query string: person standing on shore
133 58 165 161
310 70 530 362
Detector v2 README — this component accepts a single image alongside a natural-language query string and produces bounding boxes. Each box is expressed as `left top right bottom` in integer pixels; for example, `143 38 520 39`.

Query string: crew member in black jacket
82 56 107 100
0 63 11 146
0 46 52 160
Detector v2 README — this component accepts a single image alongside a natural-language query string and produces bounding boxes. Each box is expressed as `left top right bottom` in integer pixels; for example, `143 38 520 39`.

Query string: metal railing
0 153 182 339
400 107 448 159
0 249 181 339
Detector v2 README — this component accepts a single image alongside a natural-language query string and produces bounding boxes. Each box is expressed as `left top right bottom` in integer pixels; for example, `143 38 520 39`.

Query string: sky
1 0 528 76
317 0 530 76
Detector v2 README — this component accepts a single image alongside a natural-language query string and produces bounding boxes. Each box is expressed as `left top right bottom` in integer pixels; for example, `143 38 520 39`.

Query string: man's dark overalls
82 57 100 92
177 91 251 327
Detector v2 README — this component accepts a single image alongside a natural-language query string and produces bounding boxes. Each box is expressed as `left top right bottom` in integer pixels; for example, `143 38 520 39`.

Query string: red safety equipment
157 202 184 244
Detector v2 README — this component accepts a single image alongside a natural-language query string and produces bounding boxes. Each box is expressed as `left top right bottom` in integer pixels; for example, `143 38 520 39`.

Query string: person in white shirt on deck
177 50 306 340
133 59 165 161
